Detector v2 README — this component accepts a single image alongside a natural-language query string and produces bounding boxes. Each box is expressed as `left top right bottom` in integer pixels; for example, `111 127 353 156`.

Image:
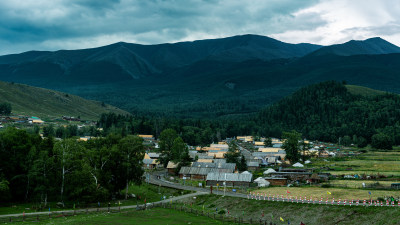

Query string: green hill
345 84 387 97
0 81 129 120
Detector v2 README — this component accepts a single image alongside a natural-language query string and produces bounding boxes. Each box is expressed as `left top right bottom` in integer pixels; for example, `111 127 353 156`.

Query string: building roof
167 161 179 169
138 134 154 138
247 161 260 167
143 158 158 165
197 159 214 163
191 162 236 171
213 159 227 164
147 152 160 158
258 148 282 153
292 162 304 167
206 173 253 182
263 168 277 174
179 167 233 175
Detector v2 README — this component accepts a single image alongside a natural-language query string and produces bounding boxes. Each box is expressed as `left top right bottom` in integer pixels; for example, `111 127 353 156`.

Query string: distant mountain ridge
0 34 399 117
308 37 400 57
0 34 322 81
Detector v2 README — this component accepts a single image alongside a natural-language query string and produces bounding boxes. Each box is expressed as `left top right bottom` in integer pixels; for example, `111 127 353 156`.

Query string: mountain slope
308 37 400 56
257 81 400 145
0 81 129 120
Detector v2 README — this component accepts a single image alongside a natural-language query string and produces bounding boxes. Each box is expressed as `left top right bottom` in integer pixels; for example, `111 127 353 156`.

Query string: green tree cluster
0 127 145 205
0 102 11 115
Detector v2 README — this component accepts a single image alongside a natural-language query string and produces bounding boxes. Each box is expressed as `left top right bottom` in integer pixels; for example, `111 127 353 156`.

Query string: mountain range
0 34 399 117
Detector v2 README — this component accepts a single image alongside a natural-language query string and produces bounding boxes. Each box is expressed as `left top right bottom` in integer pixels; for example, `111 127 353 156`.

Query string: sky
0 0 400 55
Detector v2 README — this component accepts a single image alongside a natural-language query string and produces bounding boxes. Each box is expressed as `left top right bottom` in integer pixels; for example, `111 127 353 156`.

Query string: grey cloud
0 0 325 55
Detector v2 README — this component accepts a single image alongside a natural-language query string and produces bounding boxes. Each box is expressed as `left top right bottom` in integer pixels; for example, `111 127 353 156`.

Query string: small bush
321 184 331 188
218 210 226 214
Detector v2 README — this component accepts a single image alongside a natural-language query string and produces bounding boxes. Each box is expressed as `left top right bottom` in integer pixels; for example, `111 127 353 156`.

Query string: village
140 134 400 197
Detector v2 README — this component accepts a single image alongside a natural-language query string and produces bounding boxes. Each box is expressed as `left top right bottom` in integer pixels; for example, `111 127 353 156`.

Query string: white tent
292 162 304 167
254 177 263 182
304 160 311 164
256 178 270 187
263 168 276 175
241 171 251 174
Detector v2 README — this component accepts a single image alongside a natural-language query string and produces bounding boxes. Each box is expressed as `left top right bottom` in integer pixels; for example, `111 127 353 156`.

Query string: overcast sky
1 0 400 55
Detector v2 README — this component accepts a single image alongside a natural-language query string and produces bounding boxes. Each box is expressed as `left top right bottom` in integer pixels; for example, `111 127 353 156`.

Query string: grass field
0 183 188 216
179 194 399 225
252 187 400 200
326 180 394 188
37 207 229 225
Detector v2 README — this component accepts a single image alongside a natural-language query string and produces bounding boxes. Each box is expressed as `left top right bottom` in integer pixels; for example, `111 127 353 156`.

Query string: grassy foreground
38 208 228 225
0 183 189 215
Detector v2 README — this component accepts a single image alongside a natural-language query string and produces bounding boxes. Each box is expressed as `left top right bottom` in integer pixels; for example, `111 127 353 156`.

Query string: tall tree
53 138 84 204
158 129 178 167
264 137 272 147
282 130 301 163
371 133 393 150
118 135 145 200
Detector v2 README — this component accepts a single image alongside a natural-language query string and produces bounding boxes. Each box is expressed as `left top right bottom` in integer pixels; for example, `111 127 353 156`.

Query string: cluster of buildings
140 135 339 188
0 116 44 125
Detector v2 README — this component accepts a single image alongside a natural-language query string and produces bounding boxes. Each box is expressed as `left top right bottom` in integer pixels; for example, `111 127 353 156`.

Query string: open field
326 180 394 188
252 187 400 200
36 207 229 225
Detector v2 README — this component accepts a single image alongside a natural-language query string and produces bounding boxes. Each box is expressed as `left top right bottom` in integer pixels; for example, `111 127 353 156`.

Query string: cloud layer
0 0 399 55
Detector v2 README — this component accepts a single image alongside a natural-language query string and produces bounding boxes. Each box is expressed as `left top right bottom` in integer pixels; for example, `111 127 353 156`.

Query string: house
210 143 229 150
167 161 179 175
247 161 260 171
147 152 160 159
138 134 155 141
258 148 282 153
236 136 253 142
197 159 214 163
213 159 227 164
207 152 226 159
179 167 232 180
206 172 253 187
143 158 159 169
191 162 237 171
254 141 265 146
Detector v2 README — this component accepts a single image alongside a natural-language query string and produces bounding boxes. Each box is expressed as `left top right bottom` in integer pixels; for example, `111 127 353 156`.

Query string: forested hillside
95 81 400 149
258 81 400 147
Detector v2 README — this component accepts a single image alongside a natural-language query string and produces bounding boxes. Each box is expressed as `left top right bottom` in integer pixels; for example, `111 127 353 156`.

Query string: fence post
37 215 39 221
250 218 252 224
86 208 88 214
214 213 216 219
